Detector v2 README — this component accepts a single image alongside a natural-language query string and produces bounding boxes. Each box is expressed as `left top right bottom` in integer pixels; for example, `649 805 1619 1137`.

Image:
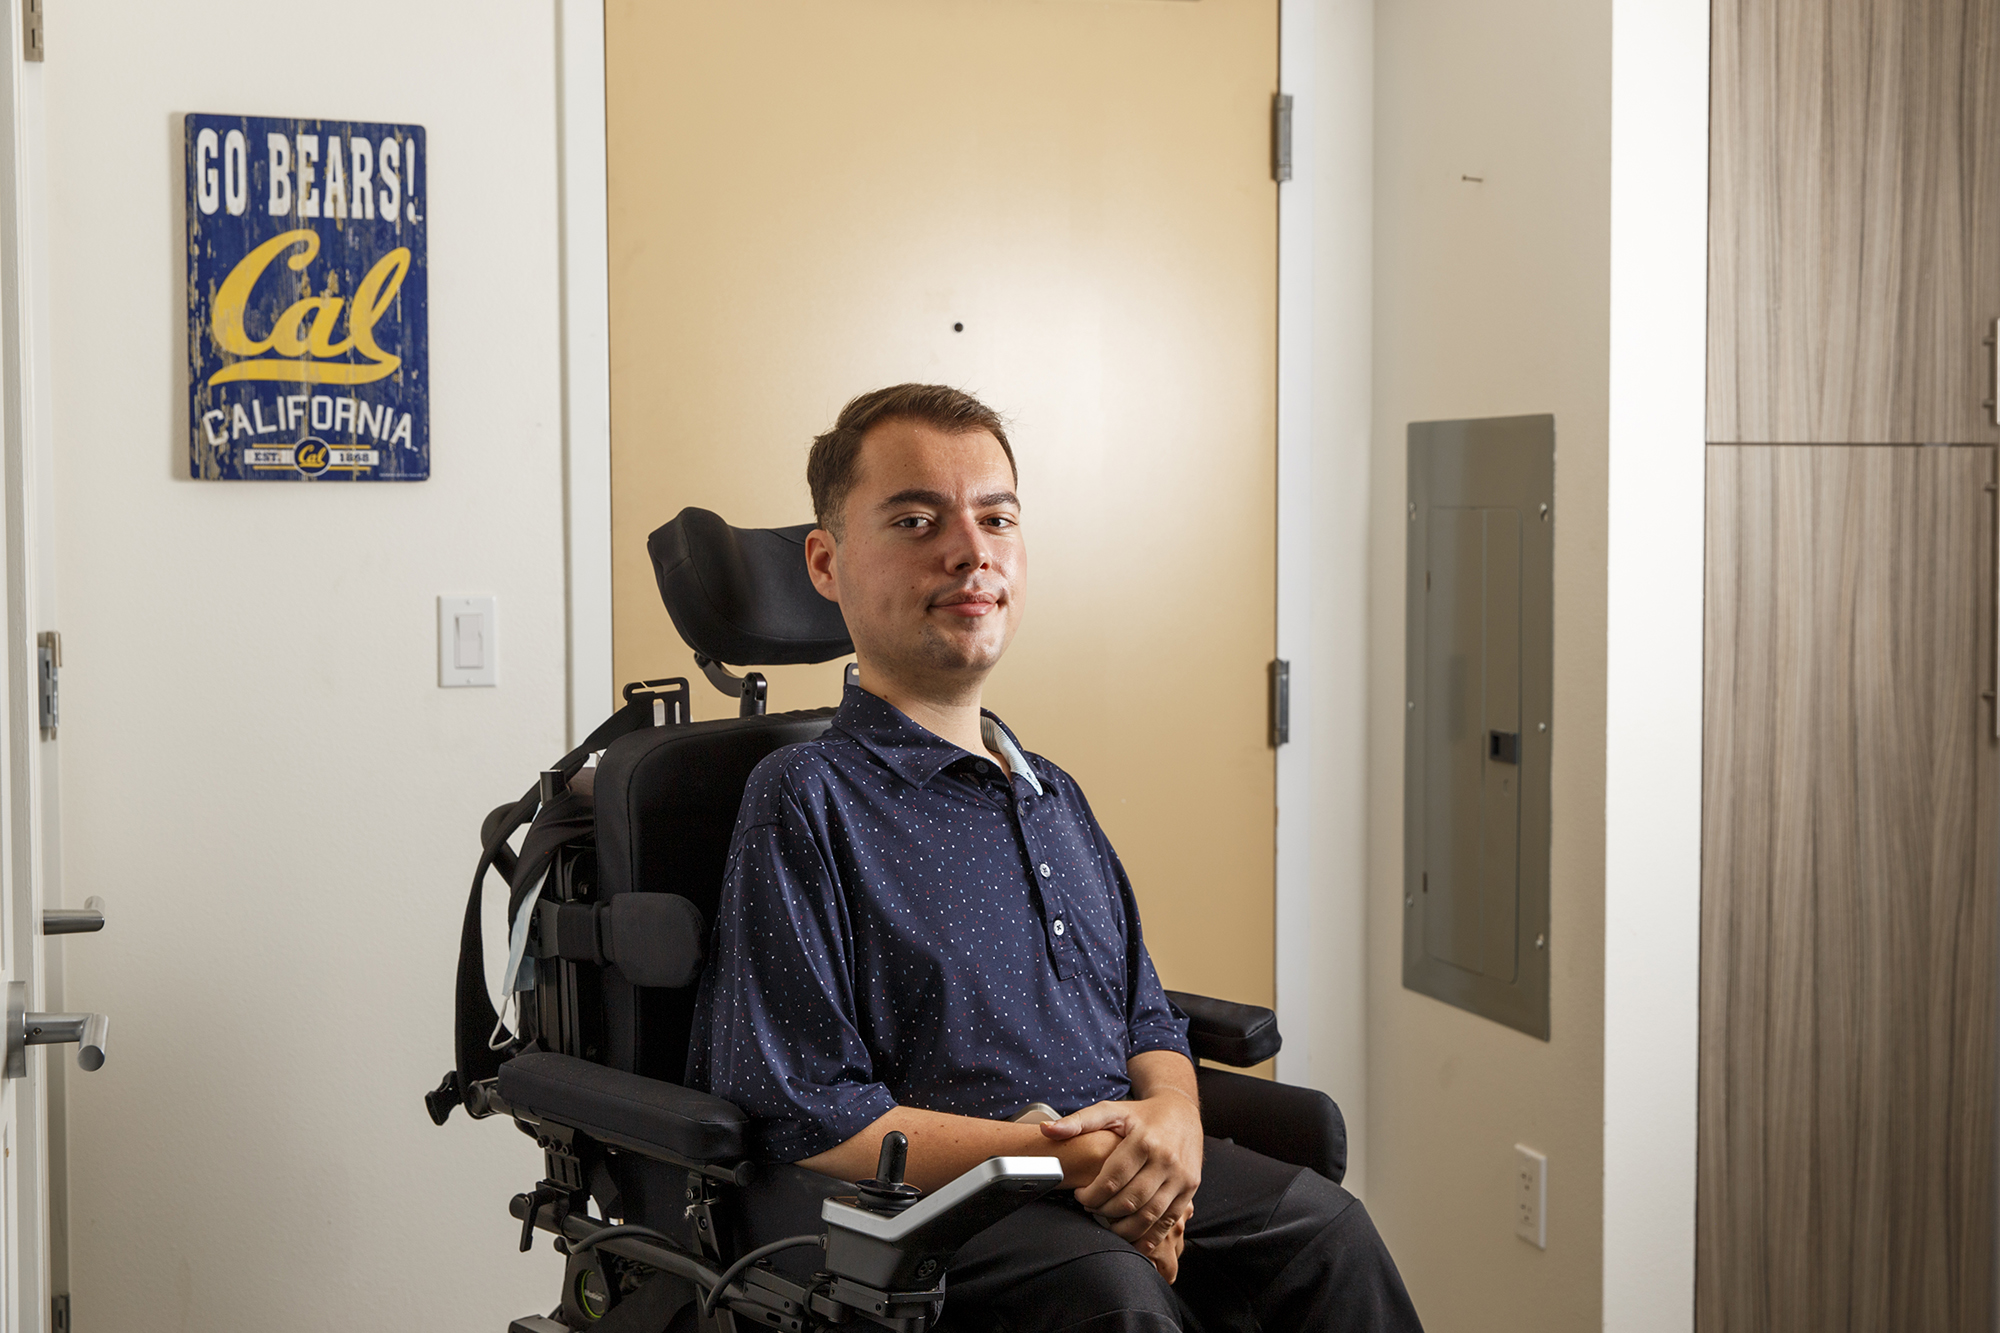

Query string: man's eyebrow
876 488 1021 510
878 488 950 510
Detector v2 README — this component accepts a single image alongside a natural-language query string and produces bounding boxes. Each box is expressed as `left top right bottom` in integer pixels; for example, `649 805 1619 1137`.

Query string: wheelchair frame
431 509 1347 1333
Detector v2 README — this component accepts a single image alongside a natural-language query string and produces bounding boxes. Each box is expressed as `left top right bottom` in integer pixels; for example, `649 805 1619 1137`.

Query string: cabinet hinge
1271 93 1293 183
38 630 59 739
22 0 42 62
1268 658 1290 747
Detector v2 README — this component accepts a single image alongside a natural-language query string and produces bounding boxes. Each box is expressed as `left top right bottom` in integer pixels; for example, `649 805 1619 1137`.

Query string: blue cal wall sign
185 114 427 480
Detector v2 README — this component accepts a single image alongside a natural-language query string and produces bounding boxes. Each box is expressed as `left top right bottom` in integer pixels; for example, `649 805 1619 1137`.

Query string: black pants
936 1138 1423 1333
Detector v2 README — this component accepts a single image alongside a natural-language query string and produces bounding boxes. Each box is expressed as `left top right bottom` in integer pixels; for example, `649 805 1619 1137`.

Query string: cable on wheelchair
697 1233 826 1320
556 1222 827 1323
553 1221 682 1257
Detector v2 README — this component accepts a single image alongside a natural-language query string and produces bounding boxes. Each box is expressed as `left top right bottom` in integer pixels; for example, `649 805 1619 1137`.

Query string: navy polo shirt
685 684 1192 1163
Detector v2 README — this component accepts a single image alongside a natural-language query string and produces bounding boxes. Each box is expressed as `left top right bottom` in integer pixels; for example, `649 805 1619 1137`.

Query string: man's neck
855 663 994 759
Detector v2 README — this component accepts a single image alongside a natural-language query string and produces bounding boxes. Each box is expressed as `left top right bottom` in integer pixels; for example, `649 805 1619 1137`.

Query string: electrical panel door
1404 415 1553 1038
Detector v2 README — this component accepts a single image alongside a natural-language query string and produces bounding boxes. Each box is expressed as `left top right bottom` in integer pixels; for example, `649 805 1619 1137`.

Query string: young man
687 385 1421 1332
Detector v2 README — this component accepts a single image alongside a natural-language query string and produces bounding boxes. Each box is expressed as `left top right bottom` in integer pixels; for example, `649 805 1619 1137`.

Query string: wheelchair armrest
1196 1065 1346 1185
1165 989 1282 1067
498 1050 748 1164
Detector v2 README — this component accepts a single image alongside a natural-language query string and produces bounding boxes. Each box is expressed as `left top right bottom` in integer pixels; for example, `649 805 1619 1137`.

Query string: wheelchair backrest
515 506 852 1093
588 709 835 1081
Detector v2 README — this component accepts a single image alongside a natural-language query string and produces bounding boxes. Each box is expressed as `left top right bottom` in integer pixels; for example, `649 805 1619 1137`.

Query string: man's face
806 419 1025 692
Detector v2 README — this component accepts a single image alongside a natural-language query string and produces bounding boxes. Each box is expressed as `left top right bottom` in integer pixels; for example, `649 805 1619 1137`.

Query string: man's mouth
932 590 1000 618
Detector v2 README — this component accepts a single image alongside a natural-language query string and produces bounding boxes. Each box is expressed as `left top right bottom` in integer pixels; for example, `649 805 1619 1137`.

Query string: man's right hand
1049 1126 1123 1190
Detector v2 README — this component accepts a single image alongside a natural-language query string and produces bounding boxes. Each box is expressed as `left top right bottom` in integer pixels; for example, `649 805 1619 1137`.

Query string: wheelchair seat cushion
647 508 853 666
498 1050 749 1164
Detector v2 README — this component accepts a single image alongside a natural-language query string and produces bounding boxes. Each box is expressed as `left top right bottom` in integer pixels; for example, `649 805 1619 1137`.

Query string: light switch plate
1514 1143 1547 1248
438 595 497 687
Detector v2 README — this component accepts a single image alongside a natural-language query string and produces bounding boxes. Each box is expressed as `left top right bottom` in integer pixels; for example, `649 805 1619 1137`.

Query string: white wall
45 3 572 1328
1365 0 1612 1328
1360 0 1710 1329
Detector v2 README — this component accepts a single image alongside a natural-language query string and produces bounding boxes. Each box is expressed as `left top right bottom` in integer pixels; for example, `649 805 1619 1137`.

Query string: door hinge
22 0 42 62
1271 92 1293 183
38 630 59 739
51 1294 69 1333
1269 658 1290 747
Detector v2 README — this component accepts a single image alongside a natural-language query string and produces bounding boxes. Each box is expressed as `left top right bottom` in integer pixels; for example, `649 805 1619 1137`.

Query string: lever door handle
42 895 105 936
4 981 108 1076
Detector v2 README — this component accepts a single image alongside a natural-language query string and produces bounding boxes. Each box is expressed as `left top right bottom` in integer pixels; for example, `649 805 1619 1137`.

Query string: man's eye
986 515 1018 529
894 515 931 529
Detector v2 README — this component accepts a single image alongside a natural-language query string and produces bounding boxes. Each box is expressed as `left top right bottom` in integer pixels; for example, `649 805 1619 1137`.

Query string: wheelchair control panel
822 1136 1065 1291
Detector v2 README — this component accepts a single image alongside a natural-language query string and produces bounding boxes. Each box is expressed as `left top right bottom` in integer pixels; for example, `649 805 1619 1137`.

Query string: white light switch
439 595 497 687
454 614 484 670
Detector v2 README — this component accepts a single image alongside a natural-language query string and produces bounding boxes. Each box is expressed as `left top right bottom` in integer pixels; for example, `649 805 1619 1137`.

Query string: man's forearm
1127 1049 1199 1111
798 1106 1119 1193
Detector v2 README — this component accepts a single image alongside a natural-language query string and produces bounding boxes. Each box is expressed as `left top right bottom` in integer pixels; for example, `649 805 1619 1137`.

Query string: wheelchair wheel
559 1248 696 1330
559 1248 613 1327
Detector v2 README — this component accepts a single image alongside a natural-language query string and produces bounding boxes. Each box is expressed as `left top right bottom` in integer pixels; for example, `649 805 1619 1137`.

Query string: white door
0 13 85 1333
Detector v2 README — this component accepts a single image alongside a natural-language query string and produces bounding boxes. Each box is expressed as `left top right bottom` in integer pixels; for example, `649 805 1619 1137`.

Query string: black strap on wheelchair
427 692 676 1126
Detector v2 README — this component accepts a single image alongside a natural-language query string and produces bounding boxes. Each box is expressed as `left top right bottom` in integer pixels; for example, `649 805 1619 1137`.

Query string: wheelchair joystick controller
854 1130 923 1214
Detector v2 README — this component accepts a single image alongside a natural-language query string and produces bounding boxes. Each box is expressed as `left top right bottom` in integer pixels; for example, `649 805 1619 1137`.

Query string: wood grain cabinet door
1709 0 2000 443
1699 444 1998 1333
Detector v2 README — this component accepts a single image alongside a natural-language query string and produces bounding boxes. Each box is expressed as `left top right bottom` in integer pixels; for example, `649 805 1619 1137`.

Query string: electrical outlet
1514 1144 1547 1248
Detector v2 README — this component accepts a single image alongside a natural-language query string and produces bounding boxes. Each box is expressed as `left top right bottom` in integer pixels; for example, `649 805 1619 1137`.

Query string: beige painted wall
1366 0 1611 1328
45 2 569 1327
605 0 1281 1022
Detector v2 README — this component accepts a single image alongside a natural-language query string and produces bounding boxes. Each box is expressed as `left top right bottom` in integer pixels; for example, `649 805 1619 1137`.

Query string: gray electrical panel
1404 415 1553 1039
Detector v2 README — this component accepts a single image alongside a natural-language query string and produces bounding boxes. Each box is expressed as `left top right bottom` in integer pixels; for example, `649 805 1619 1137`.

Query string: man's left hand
1042 1089 1203 1250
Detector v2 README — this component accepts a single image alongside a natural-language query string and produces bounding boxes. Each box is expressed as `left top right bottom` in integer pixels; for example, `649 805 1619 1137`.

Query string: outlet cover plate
1514 1143 1547 1248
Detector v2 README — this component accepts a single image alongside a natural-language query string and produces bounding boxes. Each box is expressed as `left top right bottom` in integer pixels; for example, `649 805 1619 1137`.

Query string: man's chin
914 627 1011 676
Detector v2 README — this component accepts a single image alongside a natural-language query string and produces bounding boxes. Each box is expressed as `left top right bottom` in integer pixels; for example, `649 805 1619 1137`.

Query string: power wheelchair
427 508 1350 1333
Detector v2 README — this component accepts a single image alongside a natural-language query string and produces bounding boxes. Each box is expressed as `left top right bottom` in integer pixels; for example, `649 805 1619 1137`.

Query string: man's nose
942 511 994 571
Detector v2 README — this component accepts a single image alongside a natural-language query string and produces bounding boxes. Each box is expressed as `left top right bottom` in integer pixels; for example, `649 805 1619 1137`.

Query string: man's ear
804 527 841 603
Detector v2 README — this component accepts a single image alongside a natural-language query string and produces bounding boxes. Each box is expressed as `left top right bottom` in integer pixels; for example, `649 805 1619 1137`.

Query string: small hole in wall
953 322 964 332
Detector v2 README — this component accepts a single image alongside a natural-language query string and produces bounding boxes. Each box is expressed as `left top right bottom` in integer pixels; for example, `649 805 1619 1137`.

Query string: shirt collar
980 714 1044 795
831 683 1043 795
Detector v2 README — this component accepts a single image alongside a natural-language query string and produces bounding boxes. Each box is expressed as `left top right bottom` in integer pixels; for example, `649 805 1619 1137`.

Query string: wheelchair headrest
647 508 854 667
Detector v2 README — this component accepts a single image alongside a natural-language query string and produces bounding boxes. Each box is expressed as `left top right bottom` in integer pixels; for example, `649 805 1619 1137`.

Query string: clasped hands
1040 1088 1203 1282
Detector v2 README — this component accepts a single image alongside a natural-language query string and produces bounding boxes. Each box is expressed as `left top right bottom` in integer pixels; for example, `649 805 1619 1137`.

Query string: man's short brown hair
807 384 1014 537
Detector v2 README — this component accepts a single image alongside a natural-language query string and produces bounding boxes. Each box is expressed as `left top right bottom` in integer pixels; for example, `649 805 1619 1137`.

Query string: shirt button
1038 863 1051 878
975 761 990 774
1053 919 1065 936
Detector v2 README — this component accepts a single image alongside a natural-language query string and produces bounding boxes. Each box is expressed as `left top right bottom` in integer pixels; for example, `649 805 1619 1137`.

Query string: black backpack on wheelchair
427 508 1350 1332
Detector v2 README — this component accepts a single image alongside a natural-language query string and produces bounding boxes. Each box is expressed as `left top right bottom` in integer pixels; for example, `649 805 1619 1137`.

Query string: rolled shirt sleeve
686 771 898 1163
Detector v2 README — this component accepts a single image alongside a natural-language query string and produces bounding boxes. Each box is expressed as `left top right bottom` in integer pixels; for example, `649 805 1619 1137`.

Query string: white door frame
0 3 65 1329
557 0 612 746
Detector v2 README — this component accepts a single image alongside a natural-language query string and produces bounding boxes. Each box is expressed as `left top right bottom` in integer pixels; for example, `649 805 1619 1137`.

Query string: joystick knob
854 1130 924 1214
